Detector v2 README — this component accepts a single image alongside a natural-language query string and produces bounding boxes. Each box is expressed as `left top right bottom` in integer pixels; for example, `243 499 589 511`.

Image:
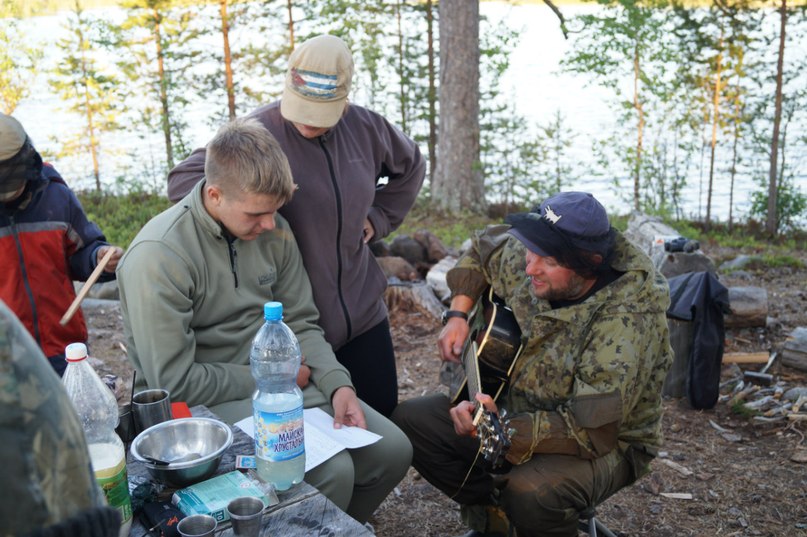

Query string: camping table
128 405 372 536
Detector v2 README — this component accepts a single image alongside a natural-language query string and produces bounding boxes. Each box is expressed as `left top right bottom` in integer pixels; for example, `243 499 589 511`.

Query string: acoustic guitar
446 287 523 469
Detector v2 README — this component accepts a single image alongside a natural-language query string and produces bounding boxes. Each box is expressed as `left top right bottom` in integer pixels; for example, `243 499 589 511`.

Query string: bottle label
254 405 304 462
96 462 133 523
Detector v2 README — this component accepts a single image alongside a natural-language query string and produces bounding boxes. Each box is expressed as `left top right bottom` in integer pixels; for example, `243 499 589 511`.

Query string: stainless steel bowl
130 417 233 488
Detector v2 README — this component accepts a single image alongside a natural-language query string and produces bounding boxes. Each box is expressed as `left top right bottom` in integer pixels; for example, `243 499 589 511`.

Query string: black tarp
667 272 731 410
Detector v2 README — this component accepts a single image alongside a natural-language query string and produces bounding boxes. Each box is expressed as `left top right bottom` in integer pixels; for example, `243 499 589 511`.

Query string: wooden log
425 256 457 303
624 213 716 278
782 327 807 372
722 352 770 364
384 282 444 322
623 213 679 256
724 286 768 328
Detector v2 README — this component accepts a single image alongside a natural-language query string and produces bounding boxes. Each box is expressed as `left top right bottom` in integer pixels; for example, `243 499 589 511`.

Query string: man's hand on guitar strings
449 393 499 437
449 400 478 436
438 317 469 363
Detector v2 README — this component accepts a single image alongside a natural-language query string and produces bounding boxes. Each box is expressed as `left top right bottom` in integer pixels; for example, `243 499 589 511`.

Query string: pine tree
49 0 121 191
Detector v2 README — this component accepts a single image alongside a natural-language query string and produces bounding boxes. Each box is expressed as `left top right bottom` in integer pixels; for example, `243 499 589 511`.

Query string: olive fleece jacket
117 181 352 423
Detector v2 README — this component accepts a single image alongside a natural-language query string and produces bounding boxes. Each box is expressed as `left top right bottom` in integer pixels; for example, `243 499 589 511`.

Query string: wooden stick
722 352 770 364
60 248 116 326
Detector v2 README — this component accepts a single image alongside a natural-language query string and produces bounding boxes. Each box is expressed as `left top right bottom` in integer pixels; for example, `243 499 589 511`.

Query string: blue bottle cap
263 302 283 321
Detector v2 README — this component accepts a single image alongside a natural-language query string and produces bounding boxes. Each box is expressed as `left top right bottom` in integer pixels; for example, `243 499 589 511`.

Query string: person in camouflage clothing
0 299 120 536
392 192 674 537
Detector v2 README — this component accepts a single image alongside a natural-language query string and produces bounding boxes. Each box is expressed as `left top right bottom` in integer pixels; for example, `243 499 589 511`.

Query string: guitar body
449 288 523 408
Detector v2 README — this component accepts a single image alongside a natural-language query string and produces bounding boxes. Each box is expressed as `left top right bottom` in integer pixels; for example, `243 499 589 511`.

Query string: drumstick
60 247 116 326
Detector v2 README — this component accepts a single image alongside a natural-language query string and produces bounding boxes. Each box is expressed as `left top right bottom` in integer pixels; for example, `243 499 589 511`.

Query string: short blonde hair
204 117 296 204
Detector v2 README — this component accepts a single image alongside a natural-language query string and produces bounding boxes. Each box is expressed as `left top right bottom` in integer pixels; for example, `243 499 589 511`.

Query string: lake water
10 2 806 224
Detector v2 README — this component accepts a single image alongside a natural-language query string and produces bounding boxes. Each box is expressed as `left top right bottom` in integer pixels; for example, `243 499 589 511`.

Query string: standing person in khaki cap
0 113 123 375
168 34 426 418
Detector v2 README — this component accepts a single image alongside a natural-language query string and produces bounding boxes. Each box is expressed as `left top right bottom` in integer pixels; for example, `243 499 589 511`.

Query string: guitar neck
461 339 486 426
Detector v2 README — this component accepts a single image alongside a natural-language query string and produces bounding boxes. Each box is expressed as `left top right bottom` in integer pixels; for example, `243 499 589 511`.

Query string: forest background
1 0 806 249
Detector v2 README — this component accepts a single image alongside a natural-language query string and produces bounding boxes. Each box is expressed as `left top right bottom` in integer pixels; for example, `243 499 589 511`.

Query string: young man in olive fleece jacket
117 118 411 524
393 192 673 537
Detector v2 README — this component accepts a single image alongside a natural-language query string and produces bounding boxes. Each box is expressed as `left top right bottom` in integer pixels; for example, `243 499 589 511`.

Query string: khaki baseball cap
0 114 30 201
280 35 354 129
0 114 27 161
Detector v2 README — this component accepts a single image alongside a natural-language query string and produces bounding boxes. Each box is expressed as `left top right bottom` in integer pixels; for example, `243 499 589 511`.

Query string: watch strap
442 310 469 325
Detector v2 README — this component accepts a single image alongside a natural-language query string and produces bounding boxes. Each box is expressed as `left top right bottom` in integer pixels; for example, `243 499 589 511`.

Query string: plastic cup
226 496 265 537
177 514 217 537
132 388 172 433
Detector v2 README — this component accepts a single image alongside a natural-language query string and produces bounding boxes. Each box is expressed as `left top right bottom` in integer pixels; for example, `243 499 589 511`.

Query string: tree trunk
706 34 723 231
729 93 741 233
219 0 236 120
632 42 643 211
286 0 295 49
395 0 407 132
153 7 173 170
426 0 437 184
78 21 101 191
432 0 483 215
767 0 786 236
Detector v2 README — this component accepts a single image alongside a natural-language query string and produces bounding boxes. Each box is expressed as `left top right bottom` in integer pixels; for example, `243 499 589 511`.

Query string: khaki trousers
392 394 636 537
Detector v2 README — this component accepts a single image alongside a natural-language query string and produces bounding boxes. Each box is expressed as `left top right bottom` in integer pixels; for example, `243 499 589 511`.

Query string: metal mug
177 514 217 537
115 403 136 445
132 388 172 433
226 496 265 537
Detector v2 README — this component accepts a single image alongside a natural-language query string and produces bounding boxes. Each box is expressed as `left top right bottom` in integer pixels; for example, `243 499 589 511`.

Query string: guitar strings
449 442 485 500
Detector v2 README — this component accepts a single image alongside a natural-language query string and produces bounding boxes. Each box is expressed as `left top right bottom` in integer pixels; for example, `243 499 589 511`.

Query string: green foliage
49 0 122 190
562 0 679 211
760 253 804 269
78 190 172 248
113 0 204 172
390 198 496 250
749 173 807 234
479 15 576 210
0 0 44 113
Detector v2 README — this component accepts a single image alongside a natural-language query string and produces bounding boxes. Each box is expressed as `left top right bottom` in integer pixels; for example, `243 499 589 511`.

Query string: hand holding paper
235 408 381 472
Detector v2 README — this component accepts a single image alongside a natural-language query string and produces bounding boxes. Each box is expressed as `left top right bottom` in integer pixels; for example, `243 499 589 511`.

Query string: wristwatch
441 310 469 325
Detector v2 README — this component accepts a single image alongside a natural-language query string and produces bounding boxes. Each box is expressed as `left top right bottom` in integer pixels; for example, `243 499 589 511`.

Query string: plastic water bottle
63 343 133 537
251 302 305 490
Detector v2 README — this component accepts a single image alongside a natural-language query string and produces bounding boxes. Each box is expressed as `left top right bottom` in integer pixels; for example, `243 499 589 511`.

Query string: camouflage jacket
446 226 673 467
0 299 104 535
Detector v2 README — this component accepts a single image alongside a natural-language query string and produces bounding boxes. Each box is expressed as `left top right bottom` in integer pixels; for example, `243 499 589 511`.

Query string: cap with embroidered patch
280 35 354 129
505 191 612 257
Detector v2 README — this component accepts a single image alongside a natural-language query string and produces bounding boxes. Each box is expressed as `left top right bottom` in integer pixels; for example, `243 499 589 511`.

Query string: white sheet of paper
234 407 381 472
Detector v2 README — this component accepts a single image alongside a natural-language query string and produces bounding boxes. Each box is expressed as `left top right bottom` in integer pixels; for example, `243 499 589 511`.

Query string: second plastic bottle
63 342 133 537
251 301 305 490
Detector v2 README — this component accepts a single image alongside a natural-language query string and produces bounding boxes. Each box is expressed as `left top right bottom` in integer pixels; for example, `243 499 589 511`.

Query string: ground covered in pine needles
85 242 807 536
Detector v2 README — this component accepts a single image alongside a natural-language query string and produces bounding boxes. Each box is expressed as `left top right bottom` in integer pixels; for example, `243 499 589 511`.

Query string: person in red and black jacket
0 113 123 375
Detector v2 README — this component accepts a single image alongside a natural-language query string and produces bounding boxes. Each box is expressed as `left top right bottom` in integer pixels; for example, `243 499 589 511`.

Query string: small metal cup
132 388 172 433
226 496 265 537
115 403 136 445
177 514 217 537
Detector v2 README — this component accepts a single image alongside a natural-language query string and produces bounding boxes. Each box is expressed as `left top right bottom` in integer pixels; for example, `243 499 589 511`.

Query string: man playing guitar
392 192 674 537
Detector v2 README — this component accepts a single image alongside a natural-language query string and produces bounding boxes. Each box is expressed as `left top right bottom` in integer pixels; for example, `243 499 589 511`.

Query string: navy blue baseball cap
505 192 612 257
